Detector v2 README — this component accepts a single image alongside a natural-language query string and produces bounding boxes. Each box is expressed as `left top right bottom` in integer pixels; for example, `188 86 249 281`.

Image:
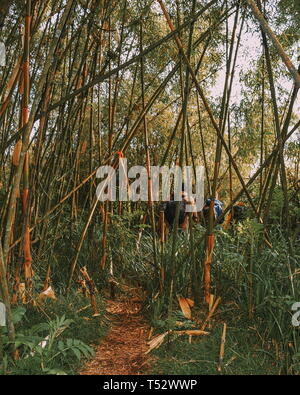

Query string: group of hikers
162 184 246 232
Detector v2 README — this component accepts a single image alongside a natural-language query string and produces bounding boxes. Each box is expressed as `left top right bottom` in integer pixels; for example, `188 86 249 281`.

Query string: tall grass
124 216 299 374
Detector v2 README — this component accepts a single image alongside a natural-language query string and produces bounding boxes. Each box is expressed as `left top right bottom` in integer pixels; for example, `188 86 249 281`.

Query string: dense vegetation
0 0 299 375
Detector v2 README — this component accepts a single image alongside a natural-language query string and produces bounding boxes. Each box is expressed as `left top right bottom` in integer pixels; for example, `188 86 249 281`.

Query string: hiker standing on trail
163 185 198 231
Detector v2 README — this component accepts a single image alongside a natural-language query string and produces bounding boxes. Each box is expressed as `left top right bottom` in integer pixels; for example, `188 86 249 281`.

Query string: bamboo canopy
0 0 299 351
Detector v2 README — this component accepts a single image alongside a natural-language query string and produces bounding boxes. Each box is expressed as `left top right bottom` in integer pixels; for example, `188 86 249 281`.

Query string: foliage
0 293 107 375
0 0 299 377
146 220 300 375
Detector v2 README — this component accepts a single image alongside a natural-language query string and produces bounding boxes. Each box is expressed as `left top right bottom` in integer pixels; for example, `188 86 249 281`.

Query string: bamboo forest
0 0 299 377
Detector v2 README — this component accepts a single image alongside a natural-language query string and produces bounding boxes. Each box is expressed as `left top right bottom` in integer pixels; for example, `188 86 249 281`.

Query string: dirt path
80 290 153 375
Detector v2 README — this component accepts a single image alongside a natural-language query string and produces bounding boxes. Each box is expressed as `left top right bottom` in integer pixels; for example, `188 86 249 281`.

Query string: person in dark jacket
163 185 198 231
224 201 246 229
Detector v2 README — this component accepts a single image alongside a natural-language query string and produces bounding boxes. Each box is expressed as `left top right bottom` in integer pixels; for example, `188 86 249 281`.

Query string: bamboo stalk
200 296 221 331
0 240 16 353
217 323 227 372
80 267 100 317
245 0 300 88
2 0 75 273
140 19 158 269
160 210 165 293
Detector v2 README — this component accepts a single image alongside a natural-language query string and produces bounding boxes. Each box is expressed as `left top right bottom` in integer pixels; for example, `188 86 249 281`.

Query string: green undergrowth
0 293 109 375
149 307 280 375
142 220 300 375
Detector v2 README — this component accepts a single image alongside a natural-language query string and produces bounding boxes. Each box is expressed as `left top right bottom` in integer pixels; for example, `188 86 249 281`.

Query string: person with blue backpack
201 198 224 226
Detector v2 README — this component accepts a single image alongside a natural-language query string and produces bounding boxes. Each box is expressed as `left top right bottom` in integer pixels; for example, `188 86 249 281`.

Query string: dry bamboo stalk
160 211 165 244
200 296 221 331
148 327 154 340
224 355 236 367
101 201 109 271
77 279 89 298
203 235 215 303
0 57 22 118
208 293 215 329
159 210 165 292
217 323 227 372
12 140 22 166
22 1 33 300
175 330 209 336
80 267 100 317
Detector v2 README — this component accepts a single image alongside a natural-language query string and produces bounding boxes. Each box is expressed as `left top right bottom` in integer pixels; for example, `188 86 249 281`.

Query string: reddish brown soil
80 292 153 375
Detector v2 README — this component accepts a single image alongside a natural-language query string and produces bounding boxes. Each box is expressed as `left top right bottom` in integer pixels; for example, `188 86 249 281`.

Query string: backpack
214 199 223 217
164 200 186 227
202 199 224 224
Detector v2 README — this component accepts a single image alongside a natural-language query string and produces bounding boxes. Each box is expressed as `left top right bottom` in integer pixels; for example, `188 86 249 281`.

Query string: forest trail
80 288 153 375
